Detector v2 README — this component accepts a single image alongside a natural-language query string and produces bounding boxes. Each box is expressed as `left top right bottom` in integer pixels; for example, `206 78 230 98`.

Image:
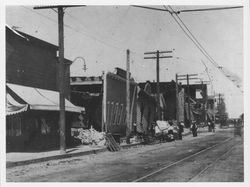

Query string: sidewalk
6 127 210 168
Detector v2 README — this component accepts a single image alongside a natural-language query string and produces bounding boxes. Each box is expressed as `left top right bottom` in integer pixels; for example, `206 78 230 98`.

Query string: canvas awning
6 83 84 115
6 92 28 116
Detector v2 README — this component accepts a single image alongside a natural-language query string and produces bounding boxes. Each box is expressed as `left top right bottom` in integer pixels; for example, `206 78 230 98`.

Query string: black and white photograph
1 0 249 184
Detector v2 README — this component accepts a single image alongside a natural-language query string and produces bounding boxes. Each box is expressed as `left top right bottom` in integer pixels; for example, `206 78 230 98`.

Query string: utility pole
144 50 173 120
34 5 85 154
58 7 66 154
187 74 191 125
213 91 216 124
201 81 207 126
175 74 179 125
126 49 131 143
177 74 198 127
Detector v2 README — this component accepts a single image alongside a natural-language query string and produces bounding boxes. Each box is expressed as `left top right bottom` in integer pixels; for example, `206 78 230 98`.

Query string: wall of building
6 29 57 91
6 27 71 98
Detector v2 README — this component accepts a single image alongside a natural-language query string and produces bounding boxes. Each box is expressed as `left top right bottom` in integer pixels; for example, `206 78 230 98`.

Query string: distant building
139 81 208 126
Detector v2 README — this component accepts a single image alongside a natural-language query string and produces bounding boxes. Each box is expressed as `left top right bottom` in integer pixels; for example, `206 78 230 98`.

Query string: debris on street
75 127 106 146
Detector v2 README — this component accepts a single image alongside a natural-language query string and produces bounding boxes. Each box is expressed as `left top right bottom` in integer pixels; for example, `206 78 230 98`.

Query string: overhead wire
164 5 242 92
131 5 171 12
131 5 243 14
64 7 144 57
21 6 143 58
20 6 146 79
177 6 243 13
161 6 219 69
166 5 220 68
131 5 243 91
20 5 242 88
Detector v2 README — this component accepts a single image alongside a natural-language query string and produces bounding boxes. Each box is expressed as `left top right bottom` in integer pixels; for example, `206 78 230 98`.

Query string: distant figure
191 121 198 137
211 121 215 132
168 120 174 141
144 80 152 95
178 121 184 140
208 122 211 132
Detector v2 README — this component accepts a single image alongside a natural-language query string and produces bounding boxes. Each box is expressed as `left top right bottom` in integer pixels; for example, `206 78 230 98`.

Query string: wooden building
6 26 83 151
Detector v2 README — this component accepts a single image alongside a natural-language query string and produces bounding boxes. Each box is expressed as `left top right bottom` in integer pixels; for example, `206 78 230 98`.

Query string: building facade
6 26 82 151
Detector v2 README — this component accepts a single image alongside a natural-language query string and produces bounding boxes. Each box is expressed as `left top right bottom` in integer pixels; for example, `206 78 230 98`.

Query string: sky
5 3 245 118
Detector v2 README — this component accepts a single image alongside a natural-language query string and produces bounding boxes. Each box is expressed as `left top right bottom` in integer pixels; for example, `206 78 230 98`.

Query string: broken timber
105 134 121 152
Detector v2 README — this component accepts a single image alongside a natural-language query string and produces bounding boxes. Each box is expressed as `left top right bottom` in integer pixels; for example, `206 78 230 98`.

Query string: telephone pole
144 50 173 120
126 49 131 143
175 74 179 125
34 5 85 154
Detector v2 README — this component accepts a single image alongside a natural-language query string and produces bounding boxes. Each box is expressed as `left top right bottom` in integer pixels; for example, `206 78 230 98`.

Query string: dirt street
6 128 243 182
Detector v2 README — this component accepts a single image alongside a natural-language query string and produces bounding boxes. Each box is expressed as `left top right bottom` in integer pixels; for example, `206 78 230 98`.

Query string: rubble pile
75 127 106 146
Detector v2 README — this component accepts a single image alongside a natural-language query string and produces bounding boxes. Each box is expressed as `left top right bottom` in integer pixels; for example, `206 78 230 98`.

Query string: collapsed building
70 71 212 141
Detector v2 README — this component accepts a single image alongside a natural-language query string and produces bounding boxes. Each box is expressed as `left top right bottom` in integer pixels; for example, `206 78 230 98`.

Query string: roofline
6 25 58 50
6 25 72 64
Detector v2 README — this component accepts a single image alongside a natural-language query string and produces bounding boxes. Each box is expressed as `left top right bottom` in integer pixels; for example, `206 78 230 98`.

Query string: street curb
6 147 108 168
6 142 144 168
6 130 200 168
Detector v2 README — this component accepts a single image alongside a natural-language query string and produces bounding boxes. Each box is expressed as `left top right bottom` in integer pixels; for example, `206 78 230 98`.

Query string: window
6 114 22 136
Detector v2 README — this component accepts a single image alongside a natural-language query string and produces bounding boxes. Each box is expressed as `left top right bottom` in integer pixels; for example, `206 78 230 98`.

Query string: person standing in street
211 121 215 132
178 121 184 140
191 121 198 137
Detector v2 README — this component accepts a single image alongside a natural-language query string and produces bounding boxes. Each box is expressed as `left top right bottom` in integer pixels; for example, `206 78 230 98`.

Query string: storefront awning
6 83 84 114
6 92 28 116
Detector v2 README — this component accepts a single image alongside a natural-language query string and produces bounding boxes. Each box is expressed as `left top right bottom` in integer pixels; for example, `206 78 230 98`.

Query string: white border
1 1 249 187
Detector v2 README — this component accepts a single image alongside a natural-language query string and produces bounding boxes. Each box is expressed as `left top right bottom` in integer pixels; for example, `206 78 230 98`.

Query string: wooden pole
202 81 208 126
187 74 191 126
33 5 86 154
176 74 179 125
58 7 66 154
213 91 216 124
156 50 161 120
102 72 107 132
126 49 131 143
144 50 173 121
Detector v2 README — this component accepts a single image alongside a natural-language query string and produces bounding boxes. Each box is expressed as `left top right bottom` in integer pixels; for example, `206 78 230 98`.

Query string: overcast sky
5 4 244 118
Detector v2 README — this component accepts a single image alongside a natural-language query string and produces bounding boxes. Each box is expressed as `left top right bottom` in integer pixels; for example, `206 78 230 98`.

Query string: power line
65 8 130 50
64 7 145 57
167 5 220 68
164 5 242 92
162 6 219 69
20 6 142 57
131 5 171 13
177 6 243 14
132 5 243 14
132 4 243 90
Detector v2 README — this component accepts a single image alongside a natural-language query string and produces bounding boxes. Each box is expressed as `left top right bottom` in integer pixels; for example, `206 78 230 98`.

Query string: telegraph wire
132 5 242 88
166 5 219 68
20 6 143 58
177 6 243 14
131 5 243 14
64 7 133 50
164 5 242 92
131 5 171 13
162 6 219 69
